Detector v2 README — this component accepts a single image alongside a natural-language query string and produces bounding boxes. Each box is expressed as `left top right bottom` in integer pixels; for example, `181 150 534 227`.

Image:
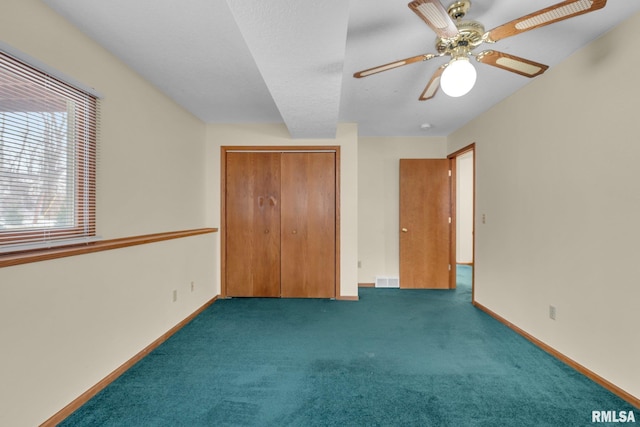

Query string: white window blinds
0 51 98 253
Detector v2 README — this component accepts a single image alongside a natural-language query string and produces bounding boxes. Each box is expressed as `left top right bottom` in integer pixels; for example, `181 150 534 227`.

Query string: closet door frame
220 146 341 298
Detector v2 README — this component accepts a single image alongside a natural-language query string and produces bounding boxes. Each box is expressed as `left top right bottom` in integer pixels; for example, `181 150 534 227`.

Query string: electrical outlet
173 290 177 302
482 213 486 224
549 305 556 320
191 281 195 292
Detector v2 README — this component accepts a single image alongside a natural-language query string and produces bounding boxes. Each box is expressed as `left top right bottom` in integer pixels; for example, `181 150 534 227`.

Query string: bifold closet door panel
225 152 281 297
280 152 336 298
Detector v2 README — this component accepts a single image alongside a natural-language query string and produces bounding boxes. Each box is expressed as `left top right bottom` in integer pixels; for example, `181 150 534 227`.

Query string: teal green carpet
60 266 636 426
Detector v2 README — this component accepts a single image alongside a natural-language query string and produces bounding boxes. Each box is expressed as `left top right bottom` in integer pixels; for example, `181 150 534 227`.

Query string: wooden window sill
0 228 217 268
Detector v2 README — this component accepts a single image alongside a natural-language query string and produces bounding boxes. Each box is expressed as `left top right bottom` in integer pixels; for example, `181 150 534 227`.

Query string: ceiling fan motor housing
436 20 485 56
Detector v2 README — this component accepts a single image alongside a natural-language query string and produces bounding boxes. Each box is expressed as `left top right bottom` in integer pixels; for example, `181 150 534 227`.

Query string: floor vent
375 276 400 288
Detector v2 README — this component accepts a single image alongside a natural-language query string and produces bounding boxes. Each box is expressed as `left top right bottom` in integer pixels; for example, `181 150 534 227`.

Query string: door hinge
448 170 452 177
448 217 452 224
448 264 452 271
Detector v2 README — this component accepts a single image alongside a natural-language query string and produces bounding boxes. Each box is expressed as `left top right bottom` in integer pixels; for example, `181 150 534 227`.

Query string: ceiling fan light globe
441 57 477 97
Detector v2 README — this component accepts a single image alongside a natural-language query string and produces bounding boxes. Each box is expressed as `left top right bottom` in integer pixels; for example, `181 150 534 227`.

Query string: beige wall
358 137 447 283
205 123 359 297
448 12 640 400
0 1 215 426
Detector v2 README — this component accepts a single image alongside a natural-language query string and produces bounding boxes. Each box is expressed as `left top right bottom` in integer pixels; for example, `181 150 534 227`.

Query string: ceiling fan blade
353 53 437 78
409 0 459 39
485 0 607 43
419 64 446 101
476 50 549 77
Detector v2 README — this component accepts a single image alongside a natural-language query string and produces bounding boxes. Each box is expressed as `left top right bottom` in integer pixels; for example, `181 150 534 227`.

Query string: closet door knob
401 228 408 233
292 230 297 234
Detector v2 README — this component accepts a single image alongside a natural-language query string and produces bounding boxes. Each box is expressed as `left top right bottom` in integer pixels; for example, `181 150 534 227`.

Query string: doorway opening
449 143 475 302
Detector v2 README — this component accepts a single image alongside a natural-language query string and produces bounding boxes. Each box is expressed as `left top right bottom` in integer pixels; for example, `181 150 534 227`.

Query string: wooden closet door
225 152 281 297
280 152 336 298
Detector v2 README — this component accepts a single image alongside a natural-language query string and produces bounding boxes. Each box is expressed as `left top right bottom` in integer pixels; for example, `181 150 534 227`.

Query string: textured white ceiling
226 0 350 138
43 0 640 138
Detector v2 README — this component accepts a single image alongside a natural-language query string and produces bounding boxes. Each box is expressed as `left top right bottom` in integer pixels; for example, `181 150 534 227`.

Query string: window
0 51 97 253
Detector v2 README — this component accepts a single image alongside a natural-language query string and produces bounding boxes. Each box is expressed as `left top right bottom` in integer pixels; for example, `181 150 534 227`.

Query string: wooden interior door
399 159 451 289
280 152 336 298
225 152 281 297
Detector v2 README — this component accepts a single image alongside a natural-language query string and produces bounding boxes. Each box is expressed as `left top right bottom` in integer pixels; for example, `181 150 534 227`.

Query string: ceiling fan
353 0 607 99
